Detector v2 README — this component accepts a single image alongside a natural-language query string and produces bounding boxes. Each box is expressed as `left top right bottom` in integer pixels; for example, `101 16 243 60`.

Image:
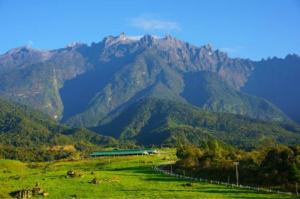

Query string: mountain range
0 33 299 147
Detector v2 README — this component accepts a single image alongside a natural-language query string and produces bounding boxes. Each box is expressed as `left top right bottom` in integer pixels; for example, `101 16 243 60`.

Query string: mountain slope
63 48 186 127
0 45 91 119
181 72 287 122
62 43 287 127
0 33 297 127
242 54 300 124
0 97 117 148
96 98 300 149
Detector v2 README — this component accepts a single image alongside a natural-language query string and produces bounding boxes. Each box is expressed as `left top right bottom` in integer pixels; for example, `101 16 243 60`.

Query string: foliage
175 143 300 192
176 145 203 169
0 149 293 199
0 98 118 161
97 97 300 149
259 146 300 185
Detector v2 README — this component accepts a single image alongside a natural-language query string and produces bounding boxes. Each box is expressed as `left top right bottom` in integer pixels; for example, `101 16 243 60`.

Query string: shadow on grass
105 165 154 174
107 166 293 198
120 187 290 199
105 165 189 182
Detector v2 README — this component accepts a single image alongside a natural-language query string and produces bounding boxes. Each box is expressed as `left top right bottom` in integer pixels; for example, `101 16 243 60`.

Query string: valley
1 0 300 198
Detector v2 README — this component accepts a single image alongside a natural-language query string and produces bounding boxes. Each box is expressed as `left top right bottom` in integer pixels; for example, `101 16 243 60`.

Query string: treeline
175 141 300 192
0 145 73 162
0 98 122 161
0 127 142 162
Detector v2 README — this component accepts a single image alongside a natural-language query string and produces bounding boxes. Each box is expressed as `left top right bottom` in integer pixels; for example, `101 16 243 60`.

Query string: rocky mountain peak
201 43 214 53
164 34 176 41
119 32 126 40
65 42 85 49
0 46 52 69
161 35 185 46
139 34 156 46
285 53 300 60
102 32 138 47
6 46 35 55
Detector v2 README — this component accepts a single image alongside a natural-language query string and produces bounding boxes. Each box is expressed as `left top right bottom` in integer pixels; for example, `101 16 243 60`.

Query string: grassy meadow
0 149 297 199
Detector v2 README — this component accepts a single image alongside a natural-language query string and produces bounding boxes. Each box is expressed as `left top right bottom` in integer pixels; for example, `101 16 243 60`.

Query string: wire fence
153 165 296 197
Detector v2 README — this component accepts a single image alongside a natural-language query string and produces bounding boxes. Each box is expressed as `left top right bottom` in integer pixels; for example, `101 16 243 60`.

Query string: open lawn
0 149 297 199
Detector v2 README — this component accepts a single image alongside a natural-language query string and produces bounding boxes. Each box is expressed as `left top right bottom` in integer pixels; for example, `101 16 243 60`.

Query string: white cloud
130 16 180 31
126 35 162 40
220 45 244 54
126 35 143 40
26 40 34 47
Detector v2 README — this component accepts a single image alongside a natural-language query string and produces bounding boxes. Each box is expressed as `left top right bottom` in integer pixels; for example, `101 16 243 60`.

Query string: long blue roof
90 149 158 156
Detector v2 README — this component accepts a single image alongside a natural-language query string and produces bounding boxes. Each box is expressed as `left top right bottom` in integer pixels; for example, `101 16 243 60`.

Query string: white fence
153 165 295 196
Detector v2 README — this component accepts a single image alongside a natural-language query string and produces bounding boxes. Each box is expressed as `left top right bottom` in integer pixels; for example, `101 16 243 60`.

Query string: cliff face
0 33 298 127
242 54 300 123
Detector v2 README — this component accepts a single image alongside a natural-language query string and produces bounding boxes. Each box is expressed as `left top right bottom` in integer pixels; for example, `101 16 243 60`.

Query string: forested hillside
0 98 117 161
96 97 300 149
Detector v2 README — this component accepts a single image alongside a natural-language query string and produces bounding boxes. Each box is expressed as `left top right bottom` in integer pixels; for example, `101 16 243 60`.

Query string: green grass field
0 149 297 199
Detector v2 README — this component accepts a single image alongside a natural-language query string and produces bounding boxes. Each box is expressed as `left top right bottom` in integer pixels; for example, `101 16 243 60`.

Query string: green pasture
0 149 296 198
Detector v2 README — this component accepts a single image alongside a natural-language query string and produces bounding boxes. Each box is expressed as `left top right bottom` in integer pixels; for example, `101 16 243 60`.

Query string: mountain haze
242 54 300 124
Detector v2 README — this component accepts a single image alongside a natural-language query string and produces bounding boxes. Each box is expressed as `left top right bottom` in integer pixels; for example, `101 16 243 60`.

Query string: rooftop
90 149 159 156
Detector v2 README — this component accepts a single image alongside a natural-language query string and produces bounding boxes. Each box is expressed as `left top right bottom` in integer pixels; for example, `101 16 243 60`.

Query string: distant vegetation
1 96 300 162
175 142 300 192
0 98 118 161
97 97 300 149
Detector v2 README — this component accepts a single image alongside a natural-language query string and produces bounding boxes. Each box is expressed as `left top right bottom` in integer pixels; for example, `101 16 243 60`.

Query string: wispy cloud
130 16 180 31
126 35 162 40
220 45 244 54
126 35 143 40
26 40 34 47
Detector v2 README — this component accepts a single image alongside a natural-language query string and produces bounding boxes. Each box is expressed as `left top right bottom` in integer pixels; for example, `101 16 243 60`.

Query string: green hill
0 98 117 160
96 97 300 149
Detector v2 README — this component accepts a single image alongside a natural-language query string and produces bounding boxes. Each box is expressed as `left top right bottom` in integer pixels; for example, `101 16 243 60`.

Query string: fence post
152 164 293 196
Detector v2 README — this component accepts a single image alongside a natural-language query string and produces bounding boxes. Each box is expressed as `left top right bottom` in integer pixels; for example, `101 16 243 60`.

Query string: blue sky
1 0 300 60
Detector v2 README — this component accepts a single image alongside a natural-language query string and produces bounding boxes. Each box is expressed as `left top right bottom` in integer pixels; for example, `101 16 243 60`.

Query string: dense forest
175 142 300 192
0 98 118 161
2 96 300 162
98 97 300 149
